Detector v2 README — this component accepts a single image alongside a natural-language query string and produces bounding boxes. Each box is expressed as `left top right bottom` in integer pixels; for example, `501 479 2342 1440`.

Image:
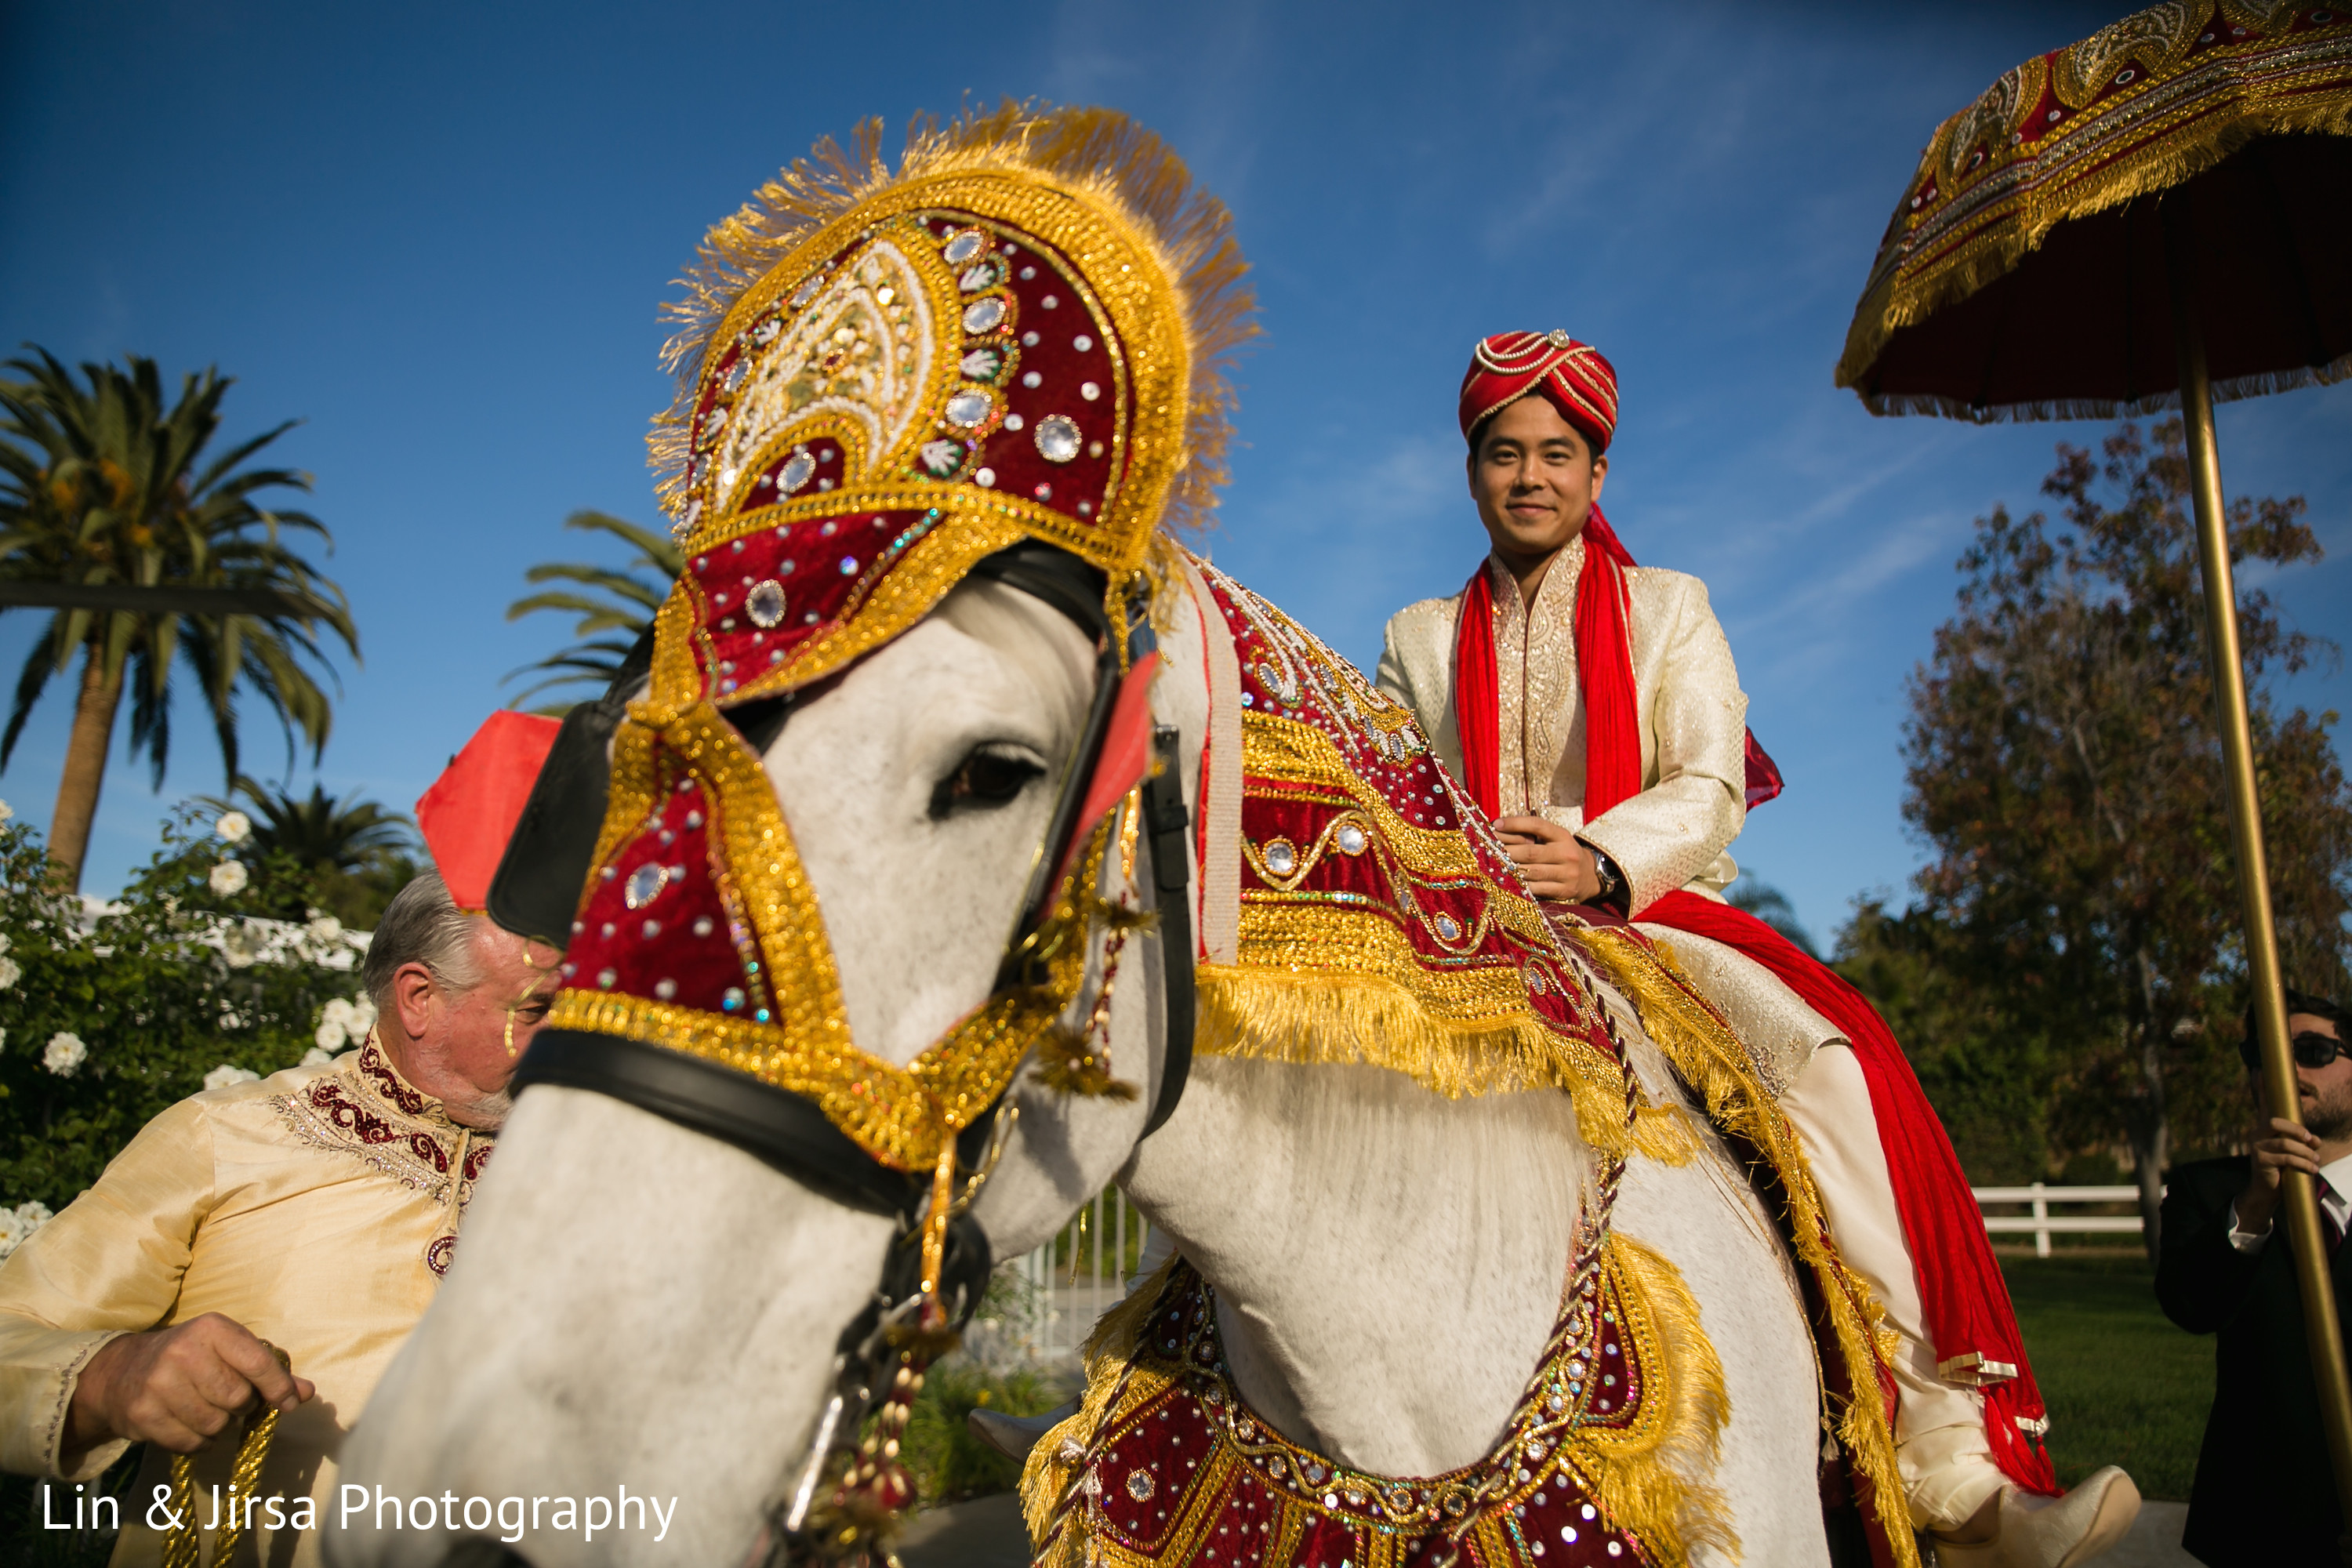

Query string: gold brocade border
1196 963 1634 1157
1835 16 2352 409
1239 713 1555 948
559 697 1098 1171
648 506 1033 714
675 165 1190 579
1566 925 1919 1568
1019 1236 1734 1568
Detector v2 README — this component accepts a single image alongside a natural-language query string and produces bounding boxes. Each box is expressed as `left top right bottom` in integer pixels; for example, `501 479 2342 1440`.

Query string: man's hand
2234 1115 2325 1239
66 1314 314 1457
1494 816 1601 902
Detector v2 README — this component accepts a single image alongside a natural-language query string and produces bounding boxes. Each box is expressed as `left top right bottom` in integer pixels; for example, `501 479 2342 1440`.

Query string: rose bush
0 804 375 1210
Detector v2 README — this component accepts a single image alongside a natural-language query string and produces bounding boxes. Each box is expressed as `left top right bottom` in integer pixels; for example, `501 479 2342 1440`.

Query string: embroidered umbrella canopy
1835 0 2352 1534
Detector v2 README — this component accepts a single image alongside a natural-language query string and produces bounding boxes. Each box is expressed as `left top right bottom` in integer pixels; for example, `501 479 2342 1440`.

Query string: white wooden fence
966 1183 2146 1364
1972 1183 2147 1256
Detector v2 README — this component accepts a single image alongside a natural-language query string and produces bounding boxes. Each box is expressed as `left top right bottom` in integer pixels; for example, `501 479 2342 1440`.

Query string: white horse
329 563 1835 1568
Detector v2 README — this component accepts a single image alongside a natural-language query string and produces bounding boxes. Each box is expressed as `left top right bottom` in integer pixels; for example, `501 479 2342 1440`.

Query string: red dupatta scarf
1446 516 2058 1498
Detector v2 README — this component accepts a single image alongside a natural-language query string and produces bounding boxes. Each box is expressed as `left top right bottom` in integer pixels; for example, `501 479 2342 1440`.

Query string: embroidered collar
273 1038 495 1269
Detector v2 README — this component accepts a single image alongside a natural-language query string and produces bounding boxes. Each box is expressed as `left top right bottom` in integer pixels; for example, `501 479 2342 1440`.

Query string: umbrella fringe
1838 83 2352 397
1858 348 2352 423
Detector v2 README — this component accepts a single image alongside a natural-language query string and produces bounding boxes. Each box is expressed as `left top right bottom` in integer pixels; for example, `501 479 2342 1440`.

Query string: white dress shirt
2228 1149 2352 1253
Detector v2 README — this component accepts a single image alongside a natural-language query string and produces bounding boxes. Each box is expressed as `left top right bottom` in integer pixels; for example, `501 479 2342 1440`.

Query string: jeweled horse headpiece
504 103 1249 1558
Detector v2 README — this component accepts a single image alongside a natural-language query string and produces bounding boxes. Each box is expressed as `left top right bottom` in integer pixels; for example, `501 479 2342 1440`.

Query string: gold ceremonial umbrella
1836 0 2352 1541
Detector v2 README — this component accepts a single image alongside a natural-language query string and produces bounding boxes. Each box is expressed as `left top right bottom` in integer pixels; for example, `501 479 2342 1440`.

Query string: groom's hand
1494 815 1599 902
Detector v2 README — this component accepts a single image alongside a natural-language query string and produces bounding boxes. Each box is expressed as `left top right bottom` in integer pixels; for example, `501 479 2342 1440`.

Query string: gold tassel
1195 964 1635 1155
1557 1235 1737 1567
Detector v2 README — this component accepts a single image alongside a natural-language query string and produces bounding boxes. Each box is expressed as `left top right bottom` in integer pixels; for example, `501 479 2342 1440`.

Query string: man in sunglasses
2158 987 2352 1566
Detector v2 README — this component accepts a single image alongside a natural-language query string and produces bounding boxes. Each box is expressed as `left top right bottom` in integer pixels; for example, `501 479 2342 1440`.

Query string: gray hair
363 869 485 1014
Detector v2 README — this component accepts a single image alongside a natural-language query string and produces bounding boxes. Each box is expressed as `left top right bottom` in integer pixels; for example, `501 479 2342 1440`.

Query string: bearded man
1374 331 2139 1568
2159 989 2352 1566
0 862 558 1567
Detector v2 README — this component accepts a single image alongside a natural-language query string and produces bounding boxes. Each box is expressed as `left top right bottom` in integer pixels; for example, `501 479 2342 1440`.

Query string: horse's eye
931 747 1044 818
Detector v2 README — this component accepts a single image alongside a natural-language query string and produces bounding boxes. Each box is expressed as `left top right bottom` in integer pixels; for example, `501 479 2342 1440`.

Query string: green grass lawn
2002 1250 2211 1501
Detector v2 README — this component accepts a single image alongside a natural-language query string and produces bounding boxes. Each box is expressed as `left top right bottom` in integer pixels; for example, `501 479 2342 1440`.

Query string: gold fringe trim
1195 964 1635 1156
1566 1234 1735 1568
655 102 1257 535
1567 926 1919 1568
1837 84 2352 407
1021 1255 1182 1560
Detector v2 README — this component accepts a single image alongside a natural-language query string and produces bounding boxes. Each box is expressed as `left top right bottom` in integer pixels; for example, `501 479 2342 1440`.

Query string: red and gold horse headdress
536 104 1251 1180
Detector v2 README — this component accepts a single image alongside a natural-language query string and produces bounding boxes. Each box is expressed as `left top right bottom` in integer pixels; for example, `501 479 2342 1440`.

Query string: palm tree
202 777 415 875
505 510 681 711
198 776 418 926
0 350 358 888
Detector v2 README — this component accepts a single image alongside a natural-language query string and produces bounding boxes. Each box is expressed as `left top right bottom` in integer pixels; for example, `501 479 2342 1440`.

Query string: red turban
1457 330 1619 453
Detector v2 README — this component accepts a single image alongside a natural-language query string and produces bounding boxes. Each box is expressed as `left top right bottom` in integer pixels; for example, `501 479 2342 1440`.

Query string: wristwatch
1585 844 1625 907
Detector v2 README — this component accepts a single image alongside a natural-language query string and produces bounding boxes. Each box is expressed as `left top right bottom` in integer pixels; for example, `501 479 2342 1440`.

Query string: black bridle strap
1141 719 1194 1137
513 1030 1009 1221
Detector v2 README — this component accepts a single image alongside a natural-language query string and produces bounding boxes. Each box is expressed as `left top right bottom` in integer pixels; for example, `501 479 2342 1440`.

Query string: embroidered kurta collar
273 1039 494 1275
1486 537 1587 818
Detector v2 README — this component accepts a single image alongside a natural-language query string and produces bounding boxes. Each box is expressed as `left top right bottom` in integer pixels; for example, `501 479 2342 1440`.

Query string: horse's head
329 103 1249 1568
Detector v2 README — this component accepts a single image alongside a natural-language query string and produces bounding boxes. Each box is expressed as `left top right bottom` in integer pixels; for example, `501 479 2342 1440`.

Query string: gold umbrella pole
2165 197 2352 1556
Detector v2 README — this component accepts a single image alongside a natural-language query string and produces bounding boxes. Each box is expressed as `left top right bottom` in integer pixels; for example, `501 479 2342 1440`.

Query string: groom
1374 330 2140 1568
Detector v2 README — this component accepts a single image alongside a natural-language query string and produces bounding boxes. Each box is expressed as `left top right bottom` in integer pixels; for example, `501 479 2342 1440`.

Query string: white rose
301 1046 336 1067
0 932 10 955
209 861 250 896
314 1019 348 1051
42 1033 86 1077
203 1064 260 1092
0 1210 24 1261
0 1027 8 1050
0 956 17 992
307 914 343 942
215 811 252 844
13 1201 51 1232
347 996 378 1034
321 997 355 1028
220 924 261 969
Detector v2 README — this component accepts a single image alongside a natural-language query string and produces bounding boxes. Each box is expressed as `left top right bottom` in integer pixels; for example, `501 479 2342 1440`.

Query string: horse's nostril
440 1541 532 1568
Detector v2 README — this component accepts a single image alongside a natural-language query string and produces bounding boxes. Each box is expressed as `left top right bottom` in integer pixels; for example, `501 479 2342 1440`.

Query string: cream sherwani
1378 546 2006 1529
0 1041 491 1566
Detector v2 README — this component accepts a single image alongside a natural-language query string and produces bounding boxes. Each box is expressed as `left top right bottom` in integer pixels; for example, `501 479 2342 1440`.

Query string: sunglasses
2238 1031 2350 1070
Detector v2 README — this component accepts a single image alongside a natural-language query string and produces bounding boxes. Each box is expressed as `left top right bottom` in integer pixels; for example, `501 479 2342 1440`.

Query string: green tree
504 509 679 711
1891 420 2350 1251
0 350 358 888
196 778 419 928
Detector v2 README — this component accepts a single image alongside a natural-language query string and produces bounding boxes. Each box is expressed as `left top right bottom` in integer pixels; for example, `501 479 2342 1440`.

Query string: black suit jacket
2157 1155 2352 1566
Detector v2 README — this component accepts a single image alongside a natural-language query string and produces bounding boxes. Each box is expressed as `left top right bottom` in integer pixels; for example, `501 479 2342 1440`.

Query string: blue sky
3 0 2347 943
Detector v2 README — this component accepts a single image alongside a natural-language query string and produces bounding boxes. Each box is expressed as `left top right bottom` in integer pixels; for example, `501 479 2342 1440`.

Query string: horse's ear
1049 651 1160 895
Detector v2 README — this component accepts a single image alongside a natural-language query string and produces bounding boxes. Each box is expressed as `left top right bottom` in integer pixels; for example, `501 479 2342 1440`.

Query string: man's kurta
1378 546 2009 1525
0 1041 490 1566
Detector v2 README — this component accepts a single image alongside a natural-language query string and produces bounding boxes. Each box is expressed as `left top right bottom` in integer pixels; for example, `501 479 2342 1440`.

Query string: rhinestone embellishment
961 298 1005 334
1261 839 1298 878
1034 414 1083 463
944 389 993 427
777 449 815 493
1126 1470 1156 1502
1335 822 1367 855
623 863 669 910
746 580 786 629
1435 914 1462 942
942 230 987 265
